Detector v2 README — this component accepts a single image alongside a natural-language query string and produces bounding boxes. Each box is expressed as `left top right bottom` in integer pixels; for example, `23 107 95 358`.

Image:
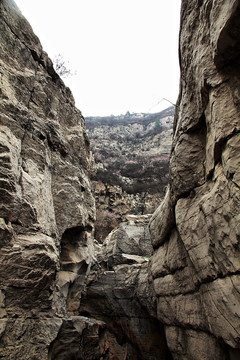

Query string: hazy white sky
16 0 181 117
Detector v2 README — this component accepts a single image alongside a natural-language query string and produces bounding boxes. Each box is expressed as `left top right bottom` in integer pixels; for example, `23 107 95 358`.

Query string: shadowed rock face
45 215 173 360
79 215 172 360
0 0 95 358
150 0 240 358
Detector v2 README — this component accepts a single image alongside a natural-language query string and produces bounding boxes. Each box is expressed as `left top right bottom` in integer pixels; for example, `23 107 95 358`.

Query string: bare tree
148 97 177 112
53 54 76 78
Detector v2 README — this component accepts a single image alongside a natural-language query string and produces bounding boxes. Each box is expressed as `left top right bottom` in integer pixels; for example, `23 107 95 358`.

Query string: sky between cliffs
16 0 181 117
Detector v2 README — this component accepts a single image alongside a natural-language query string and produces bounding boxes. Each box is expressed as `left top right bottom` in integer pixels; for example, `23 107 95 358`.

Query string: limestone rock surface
2 0 240 359
150 1 240 359
0 1 173 359
0 0 95 358
80 215 172 360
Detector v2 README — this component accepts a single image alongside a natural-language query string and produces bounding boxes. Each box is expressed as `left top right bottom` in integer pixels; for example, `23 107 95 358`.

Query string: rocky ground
85 109 174 241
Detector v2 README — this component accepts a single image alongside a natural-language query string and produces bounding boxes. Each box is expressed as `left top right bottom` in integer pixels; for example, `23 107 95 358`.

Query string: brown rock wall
0 0 95 357
150 0 240 358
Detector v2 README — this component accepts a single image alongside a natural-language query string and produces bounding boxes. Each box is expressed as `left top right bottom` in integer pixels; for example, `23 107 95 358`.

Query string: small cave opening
60 226 88 269
58 226 91 315
61 226 87 247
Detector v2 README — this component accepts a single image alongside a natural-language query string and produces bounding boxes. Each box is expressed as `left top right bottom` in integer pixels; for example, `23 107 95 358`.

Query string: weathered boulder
0 0 95 358
100 214 153 265
150 0 240 358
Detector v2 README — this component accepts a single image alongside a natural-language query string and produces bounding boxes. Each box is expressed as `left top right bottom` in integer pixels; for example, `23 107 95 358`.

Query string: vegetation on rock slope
85 107 174 241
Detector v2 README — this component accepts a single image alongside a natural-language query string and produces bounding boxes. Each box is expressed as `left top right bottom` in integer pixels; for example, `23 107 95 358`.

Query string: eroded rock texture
79 215 172 360
0 0 95 358
150 1 240 359
0 1 172 359
2 0 240 359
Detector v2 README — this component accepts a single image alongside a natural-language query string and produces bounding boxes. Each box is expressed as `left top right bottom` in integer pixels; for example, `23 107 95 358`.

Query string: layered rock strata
0 0 96 358
40 214 173 359
0 1 173 359
1 0 240 359
150 1 240 358
79 215 172 360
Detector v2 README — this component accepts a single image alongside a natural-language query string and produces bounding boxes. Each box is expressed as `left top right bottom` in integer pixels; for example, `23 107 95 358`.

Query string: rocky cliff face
1 0 240 359
0 1 171 359
85 110 174 241
150 0 240 358
0 0 96 358
79 215 172 360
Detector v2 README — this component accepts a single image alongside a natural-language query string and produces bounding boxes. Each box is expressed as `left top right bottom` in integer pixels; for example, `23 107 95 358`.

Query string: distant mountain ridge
85 106 174 128
85 107 174 241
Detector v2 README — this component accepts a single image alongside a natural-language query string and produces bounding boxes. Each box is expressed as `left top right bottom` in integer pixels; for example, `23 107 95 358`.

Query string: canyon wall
150 0 240 358
1 0 240 359
0 1 169 359
0 0 96 358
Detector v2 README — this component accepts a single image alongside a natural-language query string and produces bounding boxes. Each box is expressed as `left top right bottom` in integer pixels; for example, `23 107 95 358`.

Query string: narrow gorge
0 0 240 359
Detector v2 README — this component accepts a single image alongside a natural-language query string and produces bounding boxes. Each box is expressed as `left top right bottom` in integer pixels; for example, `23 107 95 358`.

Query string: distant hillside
86 106 174 128
85 107 174 241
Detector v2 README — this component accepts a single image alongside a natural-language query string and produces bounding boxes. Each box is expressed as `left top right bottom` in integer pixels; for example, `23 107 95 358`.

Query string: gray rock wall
0 0 95 358
79 215 172 360
1 1 170 359
1 0 240 359
150 1 240 358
